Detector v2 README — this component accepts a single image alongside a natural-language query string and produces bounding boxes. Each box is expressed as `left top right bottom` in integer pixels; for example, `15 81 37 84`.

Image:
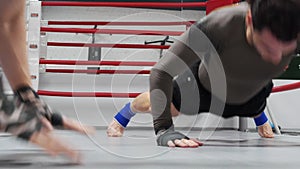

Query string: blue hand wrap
114 103 135 128
254 112 268 126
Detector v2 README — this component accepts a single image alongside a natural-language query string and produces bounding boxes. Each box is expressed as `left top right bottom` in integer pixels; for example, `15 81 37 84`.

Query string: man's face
252 28 297 65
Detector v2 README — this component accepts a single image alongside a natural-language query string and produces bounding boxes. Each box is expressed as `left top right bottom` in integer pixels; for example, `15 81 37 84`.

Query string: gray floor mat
0 129 300 169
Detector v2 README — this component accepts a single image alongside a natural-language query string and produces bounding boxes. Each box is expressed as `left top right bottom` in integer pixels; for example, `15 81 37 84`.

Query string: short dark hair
249 0 300 42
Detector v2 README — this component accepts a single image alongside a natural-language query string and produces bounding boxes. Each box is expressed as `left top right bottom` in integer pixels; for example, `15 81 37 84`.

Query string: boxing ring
1 0 300 168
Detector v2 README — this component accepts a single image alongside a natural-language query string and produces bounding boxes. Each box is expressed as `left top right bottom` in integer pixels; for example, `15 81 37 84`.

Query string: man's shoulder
213 2 249 16
196 2 248 30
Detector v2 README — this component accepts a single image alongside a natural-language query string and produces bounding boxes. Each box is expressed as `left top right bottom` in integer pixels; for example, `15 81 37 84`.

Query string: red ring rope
42 0 295 98
41 27 183 36
47 42 170 49
271 81 300 93
37 82 300 97
40 61 300 92
41 2 207 8
45 69 151 74
40 60 156 66
41 61 300 91
37 90 140 98
47 21 195 26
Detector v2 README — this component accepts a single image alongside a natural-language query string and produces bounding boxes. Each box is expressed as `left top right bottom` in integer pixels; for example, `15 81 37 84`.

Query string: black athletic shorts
172 61 273 118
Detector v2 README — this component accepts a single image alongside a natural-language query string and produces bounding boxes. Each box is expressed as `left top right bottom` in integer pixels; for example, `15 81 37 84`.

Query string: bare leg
107 92 180 137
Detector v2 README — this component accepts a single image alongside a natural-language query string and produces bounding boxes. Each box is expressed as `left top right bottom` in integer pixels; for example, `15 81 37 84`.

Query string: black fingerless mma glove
15 86 64 127
156 126 189 146
0 81 42 140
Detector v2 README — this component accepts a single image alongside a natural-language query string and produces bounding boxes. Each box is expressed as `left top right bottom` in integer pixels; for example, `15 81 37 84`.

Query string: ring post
27 0 42 91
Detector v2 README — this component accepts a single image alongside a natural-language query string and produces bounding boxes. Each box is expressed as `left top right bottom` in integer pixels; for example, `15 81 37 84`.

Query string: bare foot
257 122 274 138
107 119 124 137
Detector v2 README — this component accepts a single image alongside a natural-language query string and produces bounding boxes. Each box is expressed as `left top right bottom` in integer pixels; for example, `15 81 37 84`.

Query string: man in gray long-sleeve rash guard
107 0 300 147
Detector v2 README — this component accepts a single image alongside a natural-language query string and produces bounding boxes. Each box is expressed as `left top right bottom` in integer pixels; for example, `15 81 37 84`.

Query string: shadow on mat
0 152 78 167
201 138 300 147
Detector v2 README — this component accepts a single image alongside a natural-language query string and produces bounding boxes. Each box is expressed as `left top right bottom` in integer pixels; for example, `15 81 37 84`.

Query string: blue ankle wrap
269 121 275 129
114 103 135 128
254 112 268 126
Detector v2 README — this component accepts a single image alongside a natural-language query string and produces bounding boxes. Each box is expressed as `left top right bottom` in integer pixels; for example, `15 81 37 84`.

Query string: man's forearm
0 0 31 91
150 68 174 134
